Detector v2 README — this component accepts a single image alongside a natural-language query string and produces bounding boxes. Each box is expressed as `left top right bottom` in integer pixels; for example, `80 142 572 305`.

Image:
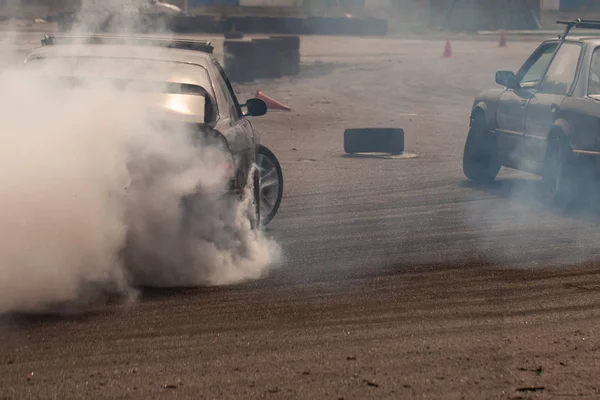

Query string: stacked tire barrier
271 35 300 76
224 36 301 83
190 15 387 36
54 13 388 36
223 40 255 83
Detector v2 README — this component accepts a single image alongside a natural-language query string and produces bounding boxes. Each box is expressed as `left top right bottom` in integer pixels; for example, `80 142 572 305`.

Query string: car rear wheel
462 113 501 184
542 135 577 208
249 168 261 230
257 145 283 226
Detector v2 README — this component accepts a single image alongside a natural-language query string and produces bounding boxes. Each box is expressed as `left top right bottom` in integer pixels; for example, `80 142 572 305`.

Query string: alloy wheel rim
257 153 280 223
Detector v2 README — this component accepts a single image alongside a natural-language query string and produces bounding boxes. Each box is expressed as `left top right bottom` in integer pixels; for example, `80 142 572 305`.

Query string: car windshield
24 56 215 121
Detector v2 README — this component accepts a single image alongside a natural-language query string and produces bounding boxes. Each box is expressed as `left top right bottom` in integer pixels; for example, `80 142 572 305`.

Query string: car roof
578 37 600 45
545 36 600 45
25 44 215 69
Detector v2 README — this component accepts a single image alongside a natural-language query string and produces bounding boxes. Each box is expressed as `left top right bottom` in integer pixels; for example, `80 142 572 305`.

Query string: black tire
258 145 283 226
542 135 578 208
250 168 261 231
462 113 501 183
343 128 404 155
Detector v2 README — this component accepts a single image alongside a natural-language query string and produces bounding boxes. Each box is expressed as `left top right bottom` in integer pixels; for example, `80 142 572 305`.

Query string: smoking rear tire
258 145 283 226
250 168 261 231
462 113 501 184
542 136 578 208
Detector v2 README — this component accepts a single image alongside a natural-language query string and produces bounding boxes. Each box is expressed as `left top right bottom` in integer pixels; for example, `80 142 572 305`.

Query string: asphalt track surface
2 32 600 399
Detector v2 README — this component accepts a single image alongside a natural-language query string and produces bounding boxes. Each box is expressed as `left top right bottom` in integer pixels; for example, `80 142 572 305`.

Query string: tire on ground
343 128 404 155
462 114 501 183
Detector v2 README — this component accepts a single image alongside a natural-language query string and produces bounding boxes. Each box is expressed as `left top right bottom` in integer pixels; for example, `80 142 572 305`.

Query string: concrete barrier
344 128 405 155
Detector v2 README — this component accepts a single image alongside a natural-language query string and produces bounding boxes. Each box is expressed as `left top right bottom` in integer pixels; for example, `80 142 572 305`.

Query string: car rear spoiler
40 34 214 54
557 18 600 41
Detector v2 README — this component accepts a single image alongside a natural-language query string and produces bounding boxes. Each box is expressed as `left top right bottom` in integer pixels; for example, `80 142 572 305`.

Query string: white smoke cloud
0 0 281 315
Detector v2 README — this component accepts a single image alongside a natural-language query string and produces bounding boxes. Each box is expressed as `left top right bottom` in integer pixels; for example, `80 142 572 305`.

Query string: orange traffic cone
499 30 507 47
442 39 453 58
255 90 291 111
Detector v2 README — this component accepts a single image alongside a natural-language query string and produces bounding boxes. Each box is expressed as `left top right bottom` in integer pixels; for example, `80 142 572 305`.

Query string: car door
523 41 583 164
495 41 559 166
210 59 255 187
211 59 255 153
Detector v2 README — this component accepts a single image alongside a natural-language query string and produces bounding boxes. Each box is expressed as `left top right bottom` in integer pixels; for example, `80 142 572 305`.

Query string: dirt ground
1 31 600 399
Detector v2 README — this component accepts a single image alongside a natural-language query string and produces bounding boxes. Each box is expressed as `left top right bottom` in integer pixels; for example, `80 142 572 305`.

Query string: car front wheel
462 113 501 183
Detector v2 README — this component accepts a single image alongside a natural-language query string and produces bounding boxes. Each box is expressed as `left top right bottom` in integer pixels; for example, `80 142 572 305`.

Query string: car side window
212 60 243 121
518 42 559 88
538 42 582 95
588 47 600 96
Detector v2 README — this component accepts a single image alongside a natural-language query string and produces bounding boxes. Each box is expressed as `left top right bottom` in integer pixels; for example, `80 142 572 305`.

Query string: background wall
559 0 598 11
3 0 599 30
541 0 559 9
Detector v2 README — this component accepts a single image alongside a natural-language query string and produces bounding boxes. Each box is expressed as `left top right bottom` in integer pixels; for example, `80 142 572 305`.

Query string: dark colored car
23 34 283 226
463 19 600 206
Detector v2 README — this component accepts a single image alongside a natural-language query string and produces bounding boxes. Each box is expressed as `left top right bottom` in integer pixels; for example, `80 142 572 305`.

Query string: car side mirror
242 98 267 117
496 70 519 89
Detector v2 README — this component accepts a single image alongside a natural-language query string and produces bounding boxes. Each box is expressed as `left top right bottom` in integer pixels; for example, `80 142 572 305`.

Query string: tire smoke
0 0 281 315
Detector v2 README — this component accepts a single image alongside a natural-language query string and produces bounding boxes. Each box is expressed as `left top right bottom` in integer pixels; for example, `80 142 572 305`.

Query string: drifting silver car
23 34 283 227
